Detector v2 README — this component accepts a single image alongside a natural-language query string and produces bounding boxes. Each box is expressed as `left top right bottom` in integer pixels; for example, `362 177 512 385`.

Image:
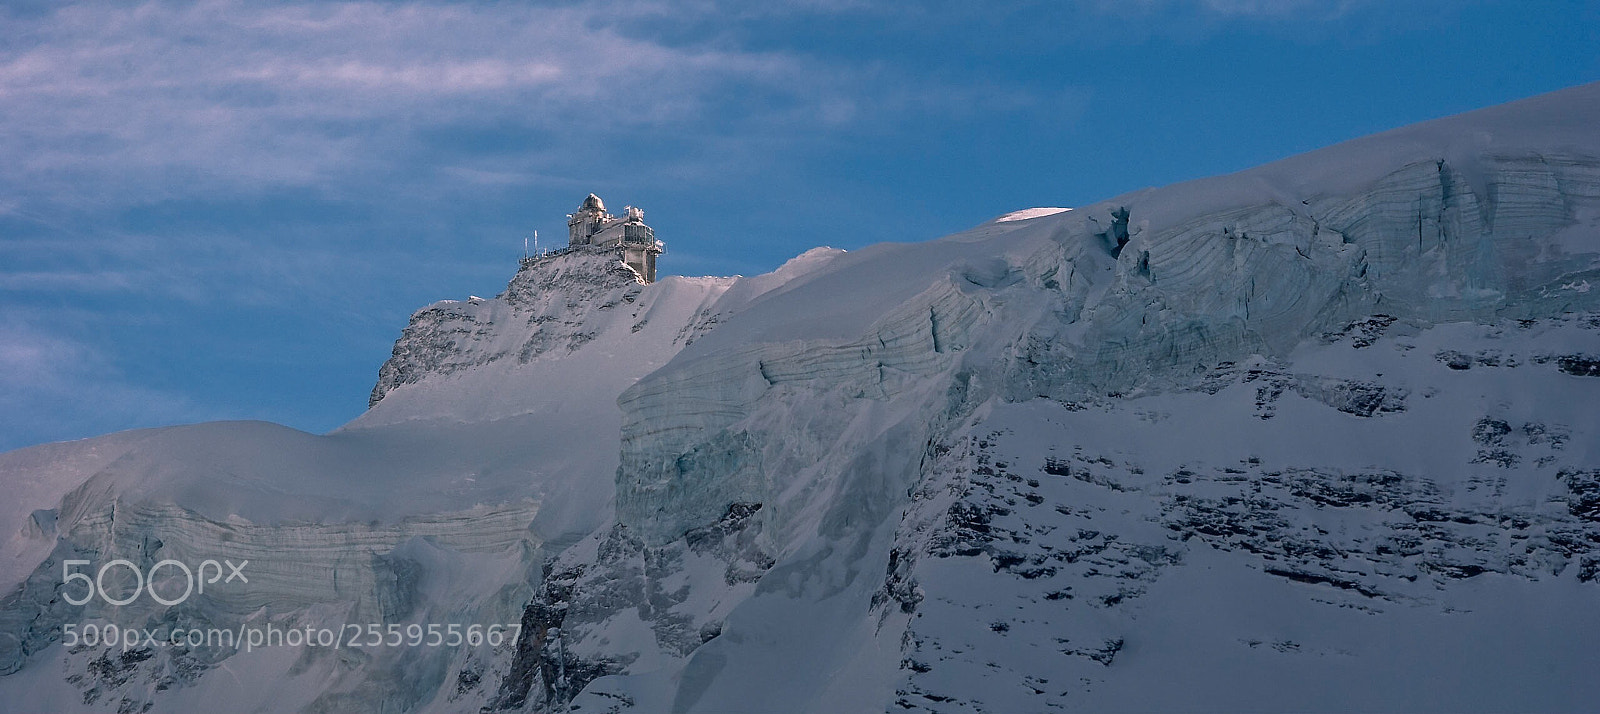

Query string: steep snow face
346 246 741 538
0 247 765 712
0 420 558 710
879 314 1600 713
614 152 1600 547
536 84 1600 712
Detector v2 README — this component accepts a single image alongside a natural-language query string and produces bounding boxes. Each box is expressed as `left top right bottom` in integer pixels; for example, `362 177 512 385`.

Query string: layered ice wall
614 148 1600 547
1014 151 1600 399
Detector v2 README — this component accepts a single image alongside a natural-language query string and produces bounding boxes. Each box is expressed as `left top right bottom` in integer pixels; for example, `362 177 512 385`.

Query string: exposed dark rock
1264 567 1382 598
1437 350 1474 370
1060 637 1123 666
1557 354 1600 377
1330 314 1398 348
1471 450 1520 468
489 502 776 711
1579 557 1600 583
1560 469 1600 521
455 667 482 695
1472 418 1513 445
86 648 154 690
1424 562 1491 579
1098 206 1132 257
874 547 924 614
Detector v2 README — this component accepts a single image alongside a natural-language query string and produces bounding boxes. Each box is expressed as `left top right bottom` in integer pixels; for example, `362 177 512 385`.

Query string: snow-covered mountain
3 82 1599 713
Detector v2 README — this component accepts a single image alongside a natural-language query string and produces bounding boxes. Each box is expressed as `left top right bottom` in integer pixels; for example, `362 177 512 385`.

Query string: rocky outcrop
369 247 648 407
875 313 1600 712
484 503 773 712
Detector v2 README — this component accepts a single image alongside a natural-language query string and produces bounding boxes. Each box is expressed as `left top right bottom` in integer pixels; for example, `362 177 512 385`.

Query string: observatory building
567 193 664 283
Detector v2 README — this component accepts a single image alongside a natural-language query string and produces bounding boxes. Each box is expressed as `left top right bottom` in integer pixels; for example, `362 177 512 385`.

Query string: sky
1 0 1597 452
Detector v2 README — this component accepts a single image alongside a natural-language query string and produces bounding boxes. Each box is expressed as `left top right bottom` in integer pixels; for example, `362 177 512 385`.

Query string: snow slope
3 82 1600 712
530 82 1600 714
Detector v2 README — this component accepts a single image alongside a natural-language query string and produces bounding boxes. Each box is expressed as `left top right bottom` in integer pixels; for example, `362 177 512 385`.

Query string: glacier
2 82 1599 712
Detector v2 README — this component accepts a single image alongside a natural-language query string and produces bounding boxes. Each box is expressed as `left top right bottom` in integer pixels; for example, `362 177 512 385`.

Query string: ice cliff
2 83 1599 712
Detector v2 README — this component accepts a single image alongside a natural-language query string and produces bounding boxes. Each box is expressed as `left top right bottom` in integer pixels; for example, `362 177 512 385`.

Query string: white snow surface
2 82 1600 713
994 206 1071 222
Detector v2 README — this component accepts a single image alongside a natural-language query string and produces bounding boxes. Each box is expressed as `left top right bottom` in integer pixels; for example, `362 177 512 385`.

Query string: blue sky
2 0 1597 451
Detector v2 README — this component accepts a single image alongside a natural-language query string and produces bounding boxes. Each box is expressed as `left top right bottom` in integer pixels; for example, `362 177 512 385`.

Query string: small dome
580 193 605 212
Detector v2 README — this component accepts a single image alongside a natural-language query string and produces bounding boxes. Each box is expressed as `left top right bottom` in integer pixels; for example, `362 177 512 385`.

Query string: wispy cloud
1192 0 1365 19
0 1 826 204
1 0 1387 214
8 1 1180 204
1076 0 1371 22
